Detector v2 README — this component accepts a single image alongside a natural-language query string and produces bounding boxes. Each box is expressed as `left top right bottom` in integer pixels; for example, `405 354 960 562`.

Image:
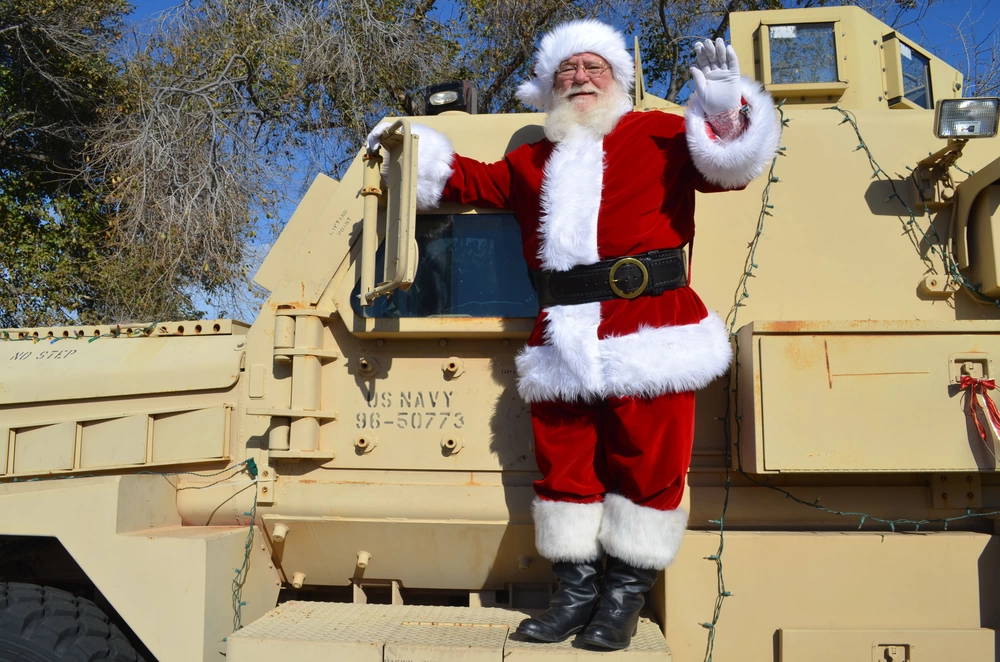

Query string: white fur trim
516 19 634 112
531 128 605 397
516 311 732 402
543 302 603 389
538 128 603 270
411 123 455 209
599 494 687 569
685 77 781 189
532 497 604 562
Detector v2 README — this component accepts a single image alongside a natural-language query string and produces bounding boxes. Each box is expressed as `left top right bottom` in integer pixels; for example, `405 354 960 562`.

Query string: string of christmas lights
825 104 1000 309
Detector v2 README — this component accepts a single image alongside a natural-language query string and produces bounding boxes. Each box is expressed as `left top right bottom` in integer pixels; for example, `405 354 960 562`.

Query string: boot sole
515 624 584 643
577 632 629 650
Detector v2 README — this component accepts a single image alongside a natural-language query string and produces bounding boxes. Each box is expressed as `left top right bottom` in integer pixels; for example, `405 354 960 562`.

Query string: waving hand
689 38 742 116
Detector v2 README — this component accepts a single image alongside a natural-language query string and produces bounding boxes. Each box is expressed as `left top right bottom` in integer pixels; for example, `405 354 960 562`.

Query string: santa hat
516 19 634 112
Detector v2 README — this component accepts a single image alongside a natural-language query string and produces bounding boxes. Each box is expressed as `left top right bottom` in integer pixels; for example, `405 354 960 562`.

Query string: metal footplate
226 602 670 661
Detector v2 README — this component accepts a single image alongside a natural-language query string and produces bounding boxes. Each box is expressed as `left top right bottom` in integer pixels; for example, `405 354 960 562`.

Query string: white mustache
561 83 600 98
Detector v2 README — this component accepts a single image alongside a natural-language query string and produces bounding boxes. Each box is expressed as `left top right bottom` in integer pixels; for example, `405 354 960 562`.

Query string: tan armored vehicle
2 6 999 661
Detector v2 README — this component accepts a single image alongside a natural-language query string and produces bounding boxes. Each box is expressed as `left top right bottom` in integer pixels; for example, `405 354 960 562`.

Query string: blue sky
127 0 999 74
905 0 999 70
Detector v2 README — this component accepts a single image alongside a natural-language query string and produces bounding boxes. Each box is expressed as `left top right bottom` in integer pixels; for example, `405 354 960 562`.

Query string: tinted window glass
353 213 537 318
900 41 932 109
768 23 838 84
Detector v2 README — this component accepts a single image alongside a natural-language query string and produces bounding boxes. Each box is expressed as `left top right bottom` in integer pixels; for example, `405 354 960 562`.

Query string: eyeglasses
555 62 610 80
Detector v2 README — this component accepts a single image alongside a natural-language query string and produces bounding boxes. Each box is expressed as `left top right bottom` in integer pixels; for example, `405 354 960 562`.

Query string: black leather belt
530 248 687 308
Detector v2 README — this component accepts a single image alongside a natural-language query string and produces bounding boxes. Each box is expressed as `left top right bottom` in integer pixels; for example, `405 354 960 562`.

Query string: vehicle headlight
934 98 1000 138
416 82 478 116
428 90 459 106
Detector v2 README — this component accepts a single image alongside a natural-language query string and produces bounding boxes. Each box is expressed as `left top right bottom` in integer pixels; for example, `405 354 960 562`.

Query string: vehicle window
353 213 538 318
768 23 838 84
899 41 932 109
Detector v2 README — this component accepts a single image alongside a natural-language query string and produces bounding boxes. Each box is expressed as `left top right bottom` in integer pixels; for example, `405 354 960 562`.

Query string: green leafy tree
0 0 130 327
85 0 611 320
86 0 459 321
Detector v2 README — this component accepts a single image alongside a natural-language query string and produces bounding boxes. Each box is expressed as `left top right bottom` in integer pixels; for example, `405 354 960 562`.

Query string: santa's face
553 52 613 112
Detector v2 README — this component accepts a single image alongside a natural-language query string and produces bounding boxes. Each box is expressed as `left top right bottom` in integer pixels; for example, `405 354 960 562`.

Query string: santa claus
368 18 779 651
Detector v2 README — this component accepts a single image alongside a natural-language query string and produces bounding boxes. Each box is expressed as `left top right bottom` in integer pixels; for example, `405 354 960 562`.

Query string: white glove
362 121 456 209
365 121 392 152
689 38 742 116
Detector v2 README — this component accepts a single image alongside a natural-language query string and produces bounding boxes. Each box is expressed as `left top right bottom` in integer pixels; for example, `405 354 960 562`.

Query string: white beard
544 81 632 143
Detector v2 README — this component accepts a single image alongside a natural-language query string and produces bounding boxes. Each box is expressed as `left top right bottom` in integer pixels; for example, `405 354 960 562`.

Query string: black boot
515 559 603 643
578 556 659 650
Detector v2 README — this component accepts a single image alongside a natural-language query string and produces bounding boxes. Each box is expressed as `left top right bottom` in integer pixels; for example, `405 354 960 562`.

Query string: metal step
226 601 671 661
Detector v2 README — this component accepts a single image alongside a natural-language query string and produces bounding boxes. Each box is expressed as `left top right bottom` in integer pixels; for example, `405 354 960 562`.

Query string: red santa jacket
411 80 779 403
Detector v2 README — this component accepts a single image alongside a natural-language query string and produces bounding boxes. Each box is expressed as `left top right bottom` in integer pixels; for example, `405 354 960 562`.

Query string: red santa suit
397 25 779 570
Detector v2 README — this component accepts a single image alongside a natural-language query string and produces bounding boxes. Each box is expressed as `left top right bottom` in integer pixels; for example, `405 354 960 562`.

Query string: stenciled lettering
355 390 463 431
425 391 454 408
34 349 78 361
8 349 78 361
365 390 454 409
355 410 464 430
397 390 452 409
366 391 392 409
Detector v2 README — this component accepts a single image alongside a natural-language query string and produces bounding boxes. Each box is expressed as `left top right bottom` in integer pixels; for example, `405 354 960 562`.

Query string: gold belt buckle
608 257 649 299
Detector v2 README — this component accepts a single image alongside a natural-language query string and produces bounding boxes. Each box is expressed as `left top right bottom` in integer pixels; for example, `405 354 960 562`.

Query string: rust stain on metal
761 320 811 333
824 340 832 390
783 341 803 367
782 338 821 372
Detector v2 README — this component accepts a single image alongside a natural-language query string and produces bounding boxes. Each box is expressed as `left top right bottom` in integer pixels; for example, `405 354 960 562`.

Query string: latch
949 353 991 383
951 353 1000 466
873 643 910 662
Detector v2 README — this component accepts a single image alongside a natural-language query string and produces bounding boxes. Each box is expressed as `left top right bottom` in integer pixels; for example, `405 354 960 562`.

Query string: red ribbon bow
960 376 1000 441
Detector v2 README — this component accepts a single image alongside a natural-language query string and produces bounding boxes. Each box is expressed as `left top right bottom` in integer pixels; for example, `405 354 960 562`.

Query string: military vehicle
2 5 999 661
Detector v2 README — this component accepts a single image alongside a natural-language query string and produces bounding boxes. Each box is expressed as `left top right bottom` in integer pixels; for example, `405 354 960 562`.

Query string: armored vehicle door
248 113 549 593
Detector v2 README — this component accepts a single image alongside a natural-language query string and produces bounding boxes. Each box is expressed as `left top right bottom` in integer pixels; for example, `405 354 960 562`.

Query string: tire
0 582 147 662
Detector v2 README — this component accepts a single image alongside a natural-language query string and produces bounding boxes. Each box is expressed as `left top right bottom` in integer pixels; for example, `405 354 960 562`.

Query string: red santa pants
528 391 694 569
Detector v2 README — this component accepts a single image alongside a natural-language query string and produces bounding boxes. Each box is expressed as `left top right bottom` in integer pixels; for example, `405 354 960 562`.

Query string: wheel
0 582 146 661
